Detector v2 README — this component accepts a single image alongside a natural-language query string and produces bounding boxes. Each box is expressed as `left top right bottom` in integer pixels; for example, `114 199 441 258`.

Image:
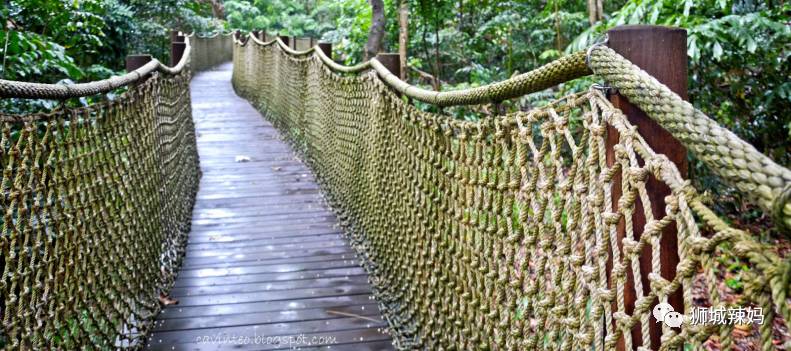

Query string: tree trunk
398 0 409 81
554 0 563 50
596 0 604 23
365 0 386 60
201 0 225 19
588 0 603 25
195 0 225 19
432 9 442 90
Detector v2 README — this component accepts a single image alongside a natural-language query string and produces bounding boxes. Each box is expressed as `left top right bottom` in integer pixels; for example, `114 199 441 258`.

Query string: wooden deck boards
146 63 393 351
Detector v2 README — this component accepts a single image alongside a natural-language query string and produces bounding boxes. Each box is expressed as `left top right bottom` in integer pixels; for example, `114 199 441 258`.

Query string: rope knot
628 166 649 182
771 182 791 236
589 124 606 137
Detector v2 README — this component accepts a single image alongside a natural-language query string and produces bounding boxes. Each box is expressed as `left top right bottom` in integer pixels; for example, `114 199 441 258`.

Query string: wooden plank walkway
146 63 393 351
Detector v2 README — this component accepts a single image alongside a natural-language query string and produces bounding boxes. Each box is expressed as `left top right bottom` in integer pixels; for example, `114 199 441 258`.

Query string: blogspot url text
195 332 338 346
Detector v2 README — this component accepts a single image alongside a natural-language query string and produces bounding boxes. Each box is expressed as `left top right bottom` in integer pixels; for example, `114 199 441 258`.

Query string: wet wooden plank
147 316 387 346
169 275 370 297
147 327 392 350
186 231 344 246
187 226 338 238
178 241 352 260
156 294 377 319
147 62 391 350
181 248 358 268
186 230 343 243
189 213 335 227
173 267 368 288
176 259 360 278
154 303 382 332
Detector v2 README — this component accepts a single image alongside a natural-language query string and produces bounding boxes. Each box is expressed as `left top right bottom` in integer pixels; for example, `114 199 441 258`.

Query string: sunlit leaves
0 30 84 80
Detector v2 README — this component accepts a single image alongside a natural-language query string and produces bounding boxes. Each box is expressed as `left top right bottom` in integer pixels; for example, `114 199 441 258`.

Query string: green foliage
319 0 372 64
0 30 83 80
223 0 373 64
1 0 221 113
2 0 222 80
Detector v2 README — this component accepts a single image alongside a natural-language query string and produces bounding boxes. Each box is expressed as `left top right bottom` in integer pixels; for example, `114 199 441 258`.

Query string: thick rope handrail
588 45 791 231
369 53 590 106
240 31 790 232
0 37 192 99
189 30 233 39
241 32 590 102
241 32 372 72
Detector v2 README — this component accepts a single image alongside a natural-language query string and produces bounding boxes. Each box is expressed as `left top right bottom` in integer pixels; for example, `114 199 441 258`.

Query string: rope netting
232 34 789 350
0 34 231 348
189 33 234 72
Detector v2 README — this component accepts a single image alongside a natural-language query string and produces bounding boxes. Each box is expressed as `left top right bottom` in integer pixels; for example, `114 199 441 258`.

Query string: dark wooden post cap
126 54 152 73
278 35 290 47
318 43 332 59
375 53 400 78
376 53 402 97
607 26 688 99
171 42 186 66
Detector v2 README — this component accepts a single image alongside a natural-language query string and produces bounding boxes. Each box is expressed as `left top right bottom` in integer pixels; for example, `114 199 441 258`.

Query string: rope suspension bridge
0 26 788 350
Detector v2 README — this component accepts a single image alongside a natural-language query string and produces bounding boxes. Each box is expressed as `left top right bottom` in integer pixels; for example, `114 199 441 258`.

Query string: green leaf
687 35 699 61
683 0 693 16
717 0 728 10
725 277 743 291
539 49 560 60
712 42 723 60
746 37 757 53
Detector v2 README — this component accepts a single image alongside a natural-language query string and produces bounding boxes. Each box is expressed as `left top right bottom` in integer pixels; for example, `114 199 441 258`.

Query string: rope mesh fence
189 33 233 72
233 36 789 350
0 34 230 348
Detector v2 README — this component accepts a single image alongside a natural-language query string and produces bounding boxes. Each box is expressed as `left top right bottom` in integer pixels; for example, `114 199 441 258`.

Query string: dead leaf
159 293 179 306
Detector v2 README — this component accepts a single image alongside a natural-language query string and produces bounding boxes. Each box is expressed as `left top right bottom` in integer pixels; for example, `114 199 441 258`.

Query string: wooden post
376 53 401 97
289 36 296 50
170 33 186 66
126 54 152 72
171 42 186 66
278 35 290 48
259 31 266 41
295 37 311 51
126 54 152 84
376 53 400 77
318 43 332 59
169 30 181 45
605 25 687 351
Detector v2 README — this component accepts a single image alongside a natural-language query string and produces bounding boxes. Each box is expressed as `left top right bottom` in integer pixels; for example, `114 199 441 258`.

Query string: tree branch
364 0 386 60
